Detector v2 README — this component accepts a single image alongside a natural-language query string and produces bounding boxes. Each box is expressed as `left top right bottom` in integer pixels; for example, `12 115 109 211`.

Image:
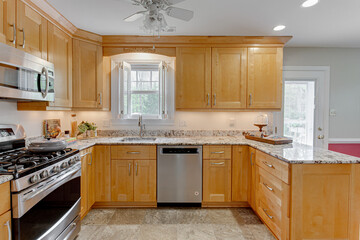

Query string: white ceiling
47 0 360 47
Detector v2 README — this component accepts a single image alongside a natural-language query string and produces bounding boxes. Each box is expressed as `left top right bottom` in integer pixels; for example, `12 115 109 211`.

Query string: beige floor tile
143 208 178 224
82 209 116 225
108 208 147 225
139 224 177 240
249 224 276 240
177 224 216 240
213 224 246 240
176 208 208 224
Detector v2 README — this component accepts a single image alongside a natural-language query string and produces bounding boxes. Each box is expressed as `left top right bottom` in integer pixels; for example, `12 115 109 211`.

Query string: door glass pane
283 81 315 146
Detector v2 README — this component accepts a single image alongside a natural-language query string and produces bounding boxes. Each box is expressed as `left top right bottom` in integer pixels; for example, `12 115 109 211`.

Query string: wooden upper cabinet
72 39 103 109
176 47 212 109
247 47 283 109
16 0 47 59
0 0 16 47
48 23 72 108
212 48 247 109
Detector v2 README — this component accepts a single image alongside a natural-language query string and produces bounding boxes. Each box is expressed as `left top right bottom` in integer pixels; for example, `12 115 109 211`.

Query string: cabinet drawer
258 167 283 208
203 145 231 160
111 145 156 160
256 150 289 184
258 200 282 239
0 182 10 215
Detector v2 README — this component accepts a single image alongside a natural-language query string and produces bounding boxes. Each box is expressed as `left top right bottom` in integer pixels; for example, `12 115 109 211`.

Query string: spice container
70 114 77 137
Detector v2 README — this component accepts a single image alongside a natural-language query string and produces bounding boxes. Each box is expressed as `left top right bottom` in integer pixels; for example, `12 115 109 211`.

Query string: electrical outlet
330 109 337 116
229 118 235 128
103 120 110 127
179 120 187 127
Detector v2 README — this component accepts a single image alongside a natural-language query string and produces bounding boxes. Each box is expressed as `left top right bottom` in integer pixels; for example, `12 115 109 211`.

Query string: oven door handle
23 166 80 202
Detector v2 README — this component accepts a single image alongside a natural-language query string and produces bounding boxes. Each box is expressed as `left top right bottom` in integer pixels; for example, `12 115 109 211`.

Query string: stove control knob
68 158 76 166
40 170 49 179
61 162 69 169
51 166 60 174
29 175 39 184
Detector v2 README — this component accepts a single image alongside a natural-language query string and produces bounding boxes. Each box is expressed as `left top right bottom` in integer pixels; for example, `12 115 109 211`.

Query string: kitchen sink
121 137 157 142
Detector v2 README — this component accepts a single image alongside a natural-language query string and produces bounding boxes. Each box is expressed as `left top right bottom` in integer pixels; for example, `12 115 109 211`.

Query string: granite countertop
0 175 13 185
69 136 360 164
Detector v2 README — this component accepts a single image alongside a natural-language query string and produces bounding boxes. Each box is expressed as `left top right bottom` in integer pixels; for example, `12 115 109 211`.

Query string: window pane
283 81 315 146
131 93 159 115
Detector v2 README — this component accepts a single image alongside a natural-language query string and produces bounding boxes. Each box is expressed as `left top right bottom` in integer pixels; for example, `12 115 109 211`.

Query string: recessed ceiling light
273 25 286 31
302 0 319 8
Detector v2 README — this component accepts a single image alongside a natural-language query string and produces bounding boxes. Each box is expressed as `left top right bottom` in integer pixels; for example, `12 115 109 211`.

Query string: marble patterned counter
69 136 360 164
0 175 13 184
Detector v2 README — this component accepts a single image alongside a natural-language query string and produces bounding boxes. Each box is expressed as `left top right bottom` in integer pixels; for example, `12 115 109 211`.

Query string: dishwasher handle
160 147 201 155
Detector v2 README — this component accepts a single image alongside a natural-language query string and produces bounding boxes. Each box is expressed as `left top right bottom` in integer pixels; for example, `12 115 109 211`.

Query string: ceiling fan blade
123 11 147 22
165 7 194 21
165 0 186 5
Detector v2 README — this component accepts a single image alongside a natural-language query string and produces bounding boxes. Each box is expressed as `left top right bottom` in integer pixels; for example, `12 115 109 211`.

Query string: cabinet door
87 149 95 209
0 0 15 47
72 39 103 109
231 146 249 202
16 0 47 59
94 146 111 202
111 160 134 202
247 48 283 109
203 160 231 202
248 147 256 209
212 48 247 109
80 154 88 218
134 160 156 202
48 23 72 108
0 211 11 240
176 47 212 109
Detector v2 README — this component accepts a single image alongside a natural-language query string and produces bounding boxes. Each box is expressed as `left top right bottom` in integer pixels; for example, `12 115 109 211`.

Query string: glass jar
70 114 77 137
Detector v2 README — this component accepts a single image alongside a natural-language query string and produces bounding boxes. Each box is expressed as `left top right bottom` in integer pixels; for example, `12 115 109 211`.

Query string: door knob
318 135 324 139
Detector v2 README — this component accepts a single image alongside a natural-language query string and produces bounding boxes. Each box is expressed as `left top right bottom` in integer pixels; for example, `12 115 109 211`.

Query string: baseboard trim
92 202 157 208
201 202 250 208
328 138 360 144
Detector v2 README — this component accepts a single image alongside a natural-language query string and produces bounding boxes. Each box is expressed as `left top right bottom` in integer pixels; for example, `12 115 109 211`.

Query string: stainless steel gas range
0 124 81 240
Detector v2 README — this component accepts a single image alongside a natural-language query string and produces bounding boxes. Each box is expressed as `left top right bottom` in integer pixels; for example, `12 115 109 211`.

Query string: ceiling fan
123 0 194 34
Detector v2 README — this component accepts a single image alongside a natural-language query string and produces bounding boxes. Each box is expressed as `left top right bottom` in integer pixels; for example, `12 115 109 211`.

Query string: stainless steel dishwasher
157 146 202 204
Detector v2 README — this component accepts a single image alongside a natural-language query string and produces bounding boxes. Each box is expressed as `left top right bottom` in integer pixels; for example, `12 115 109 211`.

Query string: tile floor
77 208 276 240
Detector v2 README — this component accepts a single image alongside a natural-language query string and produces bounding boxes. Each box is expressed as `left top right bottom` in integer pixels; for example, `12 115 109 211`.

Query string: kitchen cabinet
0 182 11 240
0 0 16 47
111 145 157 203
16 0 47 60
248 147 256 209
47 23 72 108
231 146 249 202
247 47 283 109
94 145 111 202
212 48 247 109
80 147 94 218
72 39 103 109
176 47 212 109
203 159 232 202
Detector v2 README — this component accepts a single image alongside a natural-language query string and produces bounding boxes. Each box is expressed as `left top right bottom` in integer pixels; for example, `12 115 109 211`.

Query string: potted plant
77 121 98 138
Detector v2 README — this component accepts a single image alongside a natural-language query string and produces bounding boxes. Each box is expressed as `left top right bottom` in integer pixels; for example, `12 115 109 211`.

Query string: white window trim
110 53 175 126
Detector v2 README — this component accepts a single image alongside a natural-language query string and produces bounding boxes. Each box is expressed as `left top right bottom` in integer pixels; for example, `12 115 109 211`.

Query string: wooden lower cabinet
134 160 157 202
231 146 249 202
248 147 256 209
0 211 11 240
111 159 134 202
203 159 231 202
94 146 111 202
80 147 94 218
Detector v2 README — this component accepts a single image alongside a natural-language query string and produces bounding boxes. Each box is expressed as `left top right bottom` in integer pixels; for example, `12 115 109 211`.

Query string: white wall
283 47 360 139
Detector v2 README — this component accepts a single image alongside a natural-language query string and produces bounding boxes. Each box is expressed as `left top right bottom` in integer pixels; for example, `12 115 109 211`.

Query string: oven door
12 164 81 240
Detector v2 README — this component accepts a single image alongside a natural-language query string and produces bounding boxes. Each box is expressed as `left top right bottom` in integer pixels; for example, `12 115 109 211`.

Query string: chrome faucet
138 115 145 138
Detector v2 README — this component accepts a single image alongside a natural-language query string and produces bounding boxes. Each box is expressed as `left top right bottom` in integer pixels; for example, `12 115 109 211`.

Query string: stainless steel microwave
0 42 55 101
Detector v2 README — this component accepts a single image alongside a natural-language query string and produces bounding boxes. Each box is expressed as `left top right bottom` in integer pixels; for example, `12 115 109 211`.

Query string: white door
278 67 330 148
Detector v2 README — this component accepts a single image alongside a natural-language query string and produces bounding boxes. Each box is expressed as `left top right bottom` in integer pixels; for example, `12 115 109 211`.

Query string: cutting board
245 135 293 145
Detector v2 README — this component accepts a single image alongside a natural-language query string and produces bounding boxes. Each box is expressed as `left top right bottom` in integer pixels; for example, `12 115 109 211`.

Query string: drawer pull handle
4 220 11 240
262 161 273 168
128 163 131 176
210 162 225 165
263 208 274 220
263 183 273 192
211 151 224 154
127 151 140 154
135 162 138 176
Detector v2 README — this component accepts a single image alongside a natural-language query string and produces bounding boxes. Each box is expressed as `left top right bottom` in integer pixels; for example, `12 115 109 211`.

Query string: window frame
110 53 175 126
